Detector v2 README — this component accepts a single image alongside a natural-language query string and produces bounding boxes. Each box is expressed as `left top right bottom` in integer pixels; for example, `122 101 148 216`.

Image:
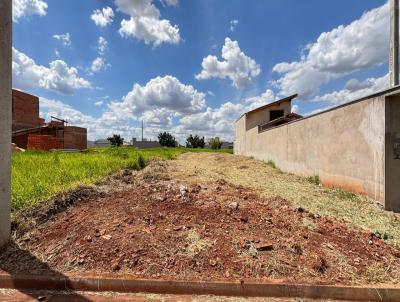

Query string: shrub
186 134 205 148
158 132 178 147
307 175 321 186
209 137 223 150
266 160 276 168
107 134 124 147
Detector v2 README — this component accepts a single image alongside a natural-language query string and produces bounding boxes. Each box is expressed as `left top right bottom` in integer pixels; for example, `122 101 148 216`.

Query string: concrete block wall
235 88 400 211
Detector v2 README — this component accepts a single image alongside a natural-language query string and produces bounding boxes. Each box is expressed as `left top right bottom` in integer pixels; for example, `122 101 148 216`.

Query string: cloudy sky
13 0 389 142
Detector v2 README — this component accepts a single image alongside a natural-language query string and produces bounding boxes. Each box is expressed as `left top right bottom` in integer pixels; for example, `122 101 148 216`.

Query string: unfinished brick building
12 89 87 151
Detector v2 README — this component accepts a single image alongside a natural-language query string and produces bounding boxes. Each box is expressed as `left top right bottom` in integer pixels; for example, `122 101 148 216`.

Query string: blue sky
12 0 389 142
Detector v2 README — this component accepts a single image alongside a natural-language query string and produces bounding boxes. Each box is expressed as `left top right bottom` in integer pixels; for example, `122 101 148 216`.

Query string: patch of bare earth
1 155 400 286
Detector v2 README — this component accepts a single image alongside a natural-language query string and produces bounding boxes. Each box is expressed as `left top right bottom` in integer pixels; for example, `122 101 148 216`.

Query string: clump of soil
2 158 400 285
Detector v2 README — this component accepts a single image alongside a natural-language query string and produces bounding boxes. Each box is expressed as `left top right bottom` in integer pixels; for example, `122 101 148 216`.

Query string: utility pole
390 0 399 87
141 120 144 142
0 0 12 247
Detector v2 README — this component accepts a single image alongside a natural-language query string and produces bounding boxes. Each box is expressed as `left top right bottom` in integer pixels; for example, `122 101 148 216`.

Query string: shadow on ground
0 241 90 301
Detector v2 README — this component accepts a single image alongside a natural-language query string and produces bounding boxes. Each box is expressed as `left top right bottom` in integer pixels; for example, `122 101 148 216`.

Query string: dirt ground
1 153 400 286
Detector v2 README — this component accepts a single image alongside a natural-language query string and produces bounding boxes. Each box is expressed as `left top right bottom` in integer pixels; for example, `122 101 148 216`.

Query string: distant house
235 94 302 154
130 137 161 148
92 139 111 147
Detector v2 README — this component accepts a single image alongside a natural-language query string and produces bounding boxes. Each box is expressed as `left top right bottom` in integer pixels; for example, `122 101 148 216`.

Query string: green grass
12 147 232 212
265 160 276 169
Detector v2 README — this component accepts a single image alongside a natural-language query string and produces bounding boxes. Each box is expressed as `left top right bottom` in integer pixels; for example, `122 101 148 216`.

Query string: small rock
85 235 92 242
78 258 85 265
38 296 47 301
228 202 239 210
296 207 305 213
255 242 273 251
173 226 182 231
325 243 334 250
209 259 217 267
100 229 106 236
265 218 273 224
179 185 188 195
102 235 112 240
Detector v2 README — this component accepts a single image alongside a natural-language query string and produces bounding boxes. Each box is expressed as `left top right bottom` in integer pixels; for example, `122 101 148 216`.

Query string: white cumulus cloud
116 0 181 46
97 36 108 55
90 57 109 74
107 75 206 120
13 0 48 22
53 33 72 46
272 3 389 98
91 6 114 27
12 47 91 95
314 74 389 105
196 38 261 88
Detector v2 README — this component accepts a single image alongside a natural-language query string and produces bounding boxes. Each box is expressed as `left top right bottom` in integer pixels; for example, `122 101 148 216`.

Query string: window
269 110 284 121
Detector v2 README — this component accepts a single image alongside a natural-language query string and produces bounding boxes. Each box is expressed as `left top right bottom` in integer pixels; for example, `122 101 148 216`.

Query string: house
235 94 302 155
11 89 87 151
130 137 161 148
235 87 400 212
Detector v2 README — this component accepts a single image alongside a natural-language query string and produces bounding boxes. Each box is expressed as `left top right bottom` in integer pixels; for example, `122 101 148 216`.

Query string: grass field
12 147 232 212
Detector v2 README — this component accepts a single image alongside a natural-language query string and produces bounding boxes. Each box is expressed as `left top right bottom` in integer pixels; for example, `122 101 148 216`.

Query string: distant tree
107 134 124 147
158 132 178 147
186 134 205 148
209 137 223 150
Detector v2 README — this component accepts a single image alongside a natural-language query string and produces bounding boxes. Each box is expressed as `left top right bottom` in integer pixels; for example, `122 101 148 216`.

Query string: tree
107 134 124 147
209 137 223 150
158 132 177 147
186 134 205 148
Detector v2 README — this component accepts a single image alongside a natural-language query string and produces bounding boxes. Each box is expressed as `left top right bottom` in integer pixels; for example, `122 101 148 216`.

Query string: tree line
107 133 223 149
158 132 223 149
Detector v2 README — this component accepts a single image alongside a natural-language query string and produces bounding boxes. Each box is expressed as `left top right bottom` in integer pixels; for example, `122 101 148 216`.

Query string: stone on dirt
228 201 239 209
179 185 188 196
255 242 273 251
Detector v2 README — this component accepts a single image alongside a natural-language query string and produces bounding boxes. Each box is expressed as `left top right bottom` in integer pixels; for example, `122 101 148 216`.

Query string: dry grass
186 229 212 257
170 153 400 248
302 218 317 231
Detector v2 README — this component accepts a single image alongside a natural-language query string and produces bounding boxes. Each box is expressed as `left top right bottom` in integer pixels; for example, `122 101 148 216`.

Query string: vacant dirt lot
1 153 400 285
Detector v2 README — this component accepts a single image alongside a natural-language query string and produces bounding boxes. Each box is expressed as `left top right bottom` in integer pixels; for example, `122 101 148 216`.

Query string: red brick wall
12 134 29 149
27 135 61 151
64 126 87 150
12 89 41 131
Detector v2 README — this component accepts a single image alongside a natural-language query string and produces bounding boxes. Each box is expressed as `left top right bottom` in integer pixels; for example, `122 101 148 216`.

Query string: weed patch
186 229 212 257
265 160 276 169
307 175 321 186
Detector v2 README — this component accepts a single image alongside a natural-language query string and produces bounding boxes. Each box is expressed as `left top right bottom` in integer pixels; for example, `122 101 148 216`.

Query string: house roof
236 94 298 122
